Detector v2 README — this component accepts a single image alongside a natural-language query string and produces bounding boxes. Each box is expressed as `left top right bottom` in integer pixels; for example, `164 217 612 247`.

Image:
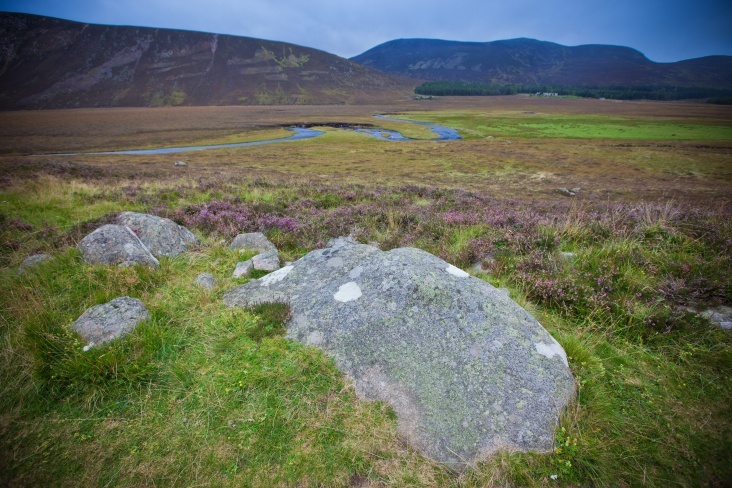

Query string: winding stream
49 127 325 156
43 115 460 156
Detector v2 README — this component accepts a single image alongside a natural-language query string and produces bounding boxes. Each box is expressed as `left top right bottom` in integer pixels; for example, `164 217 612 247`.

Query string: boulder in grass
223 238 575 469
117 212 198 258
194 273 218 290
18 253 52 273
252 250 280 272
230 232 276 253
79 224 159 267
702 306 732 330
71 296 149 348
233 260 254 278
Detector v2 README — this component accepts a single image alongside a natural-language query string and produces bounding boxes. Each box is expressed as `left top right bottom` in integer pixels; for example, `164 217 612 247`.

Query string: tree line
414 82 732 101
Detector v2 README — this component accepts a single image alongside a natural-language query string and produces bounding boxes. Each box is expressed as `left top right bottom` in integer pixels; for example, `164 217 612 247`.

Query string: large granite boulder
223 238 575 468
230 232 276 253
71 296 149 348
79 224 159 267
117 212 198 257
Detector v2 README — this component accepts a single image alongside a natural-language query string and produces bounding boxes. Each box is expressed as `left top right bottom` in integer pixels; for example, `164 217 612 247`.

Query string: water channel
45 115 460 156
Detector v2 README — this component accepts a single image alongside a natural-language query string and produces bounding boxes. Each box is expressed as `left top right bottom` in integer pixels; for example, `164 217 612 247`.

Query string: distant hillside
351 38 732 89
0 13 414 109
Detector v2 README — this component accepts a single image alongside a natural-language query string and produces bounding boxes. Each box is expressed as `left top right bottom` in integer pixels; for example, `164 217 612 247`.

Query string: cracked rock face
224 238 575 468
71 296 149 347
117 212 199 258
79 224 159 267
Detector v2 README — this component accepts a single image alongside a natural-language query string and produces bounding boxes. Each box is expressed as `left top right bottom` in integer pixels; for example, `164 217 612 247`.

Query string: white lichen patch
334 281 362 302
260 265 293 286
446 264 469 278
307 330 324 346
534 338 569 367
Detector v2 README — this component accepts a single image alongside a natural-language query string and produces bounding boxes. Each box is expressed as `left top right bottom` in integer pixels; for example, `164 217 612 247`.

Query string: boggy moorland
0 96 731 486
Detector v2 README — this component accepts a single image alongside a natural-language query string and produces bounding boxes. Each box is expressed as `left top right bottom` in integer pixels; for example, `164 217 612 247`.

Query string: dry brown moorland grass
1 96 730 202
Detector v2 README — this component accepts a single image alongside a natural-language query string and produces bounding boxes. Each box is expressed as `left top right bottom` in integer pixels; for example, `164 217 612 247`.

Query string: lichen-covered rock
233 260 254 278
252 250 280 271
19 253 52 273
230 232 276 253
79 224 159 267
71 296 149 347
117 212 198 257
194 273 218 290
223 239 575 468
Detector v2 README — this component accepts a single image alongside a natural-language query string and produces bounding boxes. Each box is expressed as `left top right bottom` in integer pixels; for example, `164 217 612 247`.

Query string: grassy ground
1 97 731 486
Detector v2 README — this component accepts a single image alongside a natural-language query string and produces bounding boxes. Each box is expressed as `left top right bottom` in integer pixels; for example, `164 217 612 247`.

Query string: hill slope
0 13 414 109
350 38 732 88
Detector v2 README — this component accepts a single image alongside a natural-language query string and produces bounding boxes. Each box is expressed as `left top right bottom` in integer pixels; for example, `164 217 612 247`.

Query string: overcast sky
2 0 731 62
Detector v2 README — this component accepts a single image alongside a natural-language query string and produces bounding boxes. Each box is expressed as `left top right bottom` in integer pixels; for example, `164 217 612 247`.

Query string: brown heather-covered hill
0 13 415 109
350 38 732 88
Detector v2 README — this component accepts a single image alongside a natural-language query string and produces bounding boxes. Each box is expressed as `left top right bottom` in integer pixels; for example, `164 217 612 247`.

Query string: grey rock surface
71 296 149 347
194 273 218 290
233 260 253 278
79 224 159 267
19 253 52 273
224 239 575 468
557 187 576 197
117 212 199 258
231 232 276 253
703 306 732 330
252 250 280 271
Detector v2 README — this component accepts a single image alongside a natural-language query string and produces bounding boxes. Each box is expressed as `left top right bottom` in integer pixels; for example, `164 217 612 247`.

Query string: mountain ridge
0 12 414 109
350 38 732 88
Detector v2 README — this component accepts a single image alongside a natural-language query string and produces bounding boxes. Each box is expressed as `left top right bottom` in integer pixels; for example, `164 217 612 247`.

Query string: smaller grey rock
231 232 276 253
560 252 576 260
702 306 732 330
174 161 187 167
252 250 280 271
19 253 52 273
194 273 218 290
233 260 254 278
71 297 149 347
557 188 576 197
570 187 581 193
79 224 159 267
469 256 495 273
